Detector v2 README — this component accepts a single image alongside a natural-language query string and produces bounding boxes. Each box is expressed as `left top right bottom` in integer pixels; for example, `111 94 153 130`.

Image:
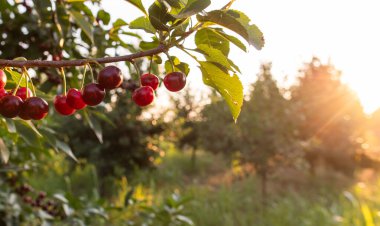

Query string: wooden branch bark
0 44 168 68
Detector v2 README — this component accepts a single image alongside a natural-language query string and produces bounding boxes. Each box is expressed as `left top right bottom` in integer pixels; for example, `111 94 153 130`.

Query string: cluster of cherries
0 65 186 119
0 70 49 120
6 177 64 219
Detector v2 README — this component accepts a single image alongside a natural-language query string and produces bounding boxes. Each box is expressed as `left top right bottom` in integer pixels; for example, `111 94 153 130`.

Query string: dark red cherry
67 88 86 110
132 86 155 107
98 66 123 89
0 89 7 98
54 95 75 116
141 73 159 90
163 72 186 92
21 97 49 120
82 83 105 106
0 70 6 89
0 95 23 118
14 87 33 101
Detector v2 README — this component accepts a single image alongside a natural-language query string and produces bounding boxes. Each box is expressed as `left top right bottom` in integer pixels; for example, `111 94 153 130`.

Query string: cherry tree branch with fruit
0 0 264 163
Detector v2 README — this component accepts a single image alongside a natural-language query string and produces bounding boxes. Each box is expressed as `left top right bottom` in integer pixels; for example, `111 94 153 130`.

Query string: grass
25 147 380 225
131 148 380 226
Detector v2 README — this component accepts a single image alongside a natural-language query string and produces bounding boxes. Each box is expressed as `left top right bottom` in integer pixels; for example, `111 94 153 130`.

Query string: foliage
291 57 366 175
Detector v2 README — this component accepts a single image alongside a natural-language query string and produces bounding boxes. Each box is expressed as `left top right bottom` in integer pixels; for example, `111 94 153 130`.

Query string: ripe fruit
163 72 186 92
0 89 7 98
0 95 23 118
141 73 159 90
54 95 76 116
21 97 49 120
132 86 155 107
0 70 7 89
14 87 33 100
67 88 86 110
98 65 123 89
82 83 105 106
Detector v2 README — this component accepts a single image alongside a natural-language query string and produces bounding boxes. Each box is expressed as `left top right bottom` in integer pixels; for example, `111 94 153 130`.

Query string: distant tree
170 87 203 167
238 63 298 204
291 57 365 175
200 64 299 204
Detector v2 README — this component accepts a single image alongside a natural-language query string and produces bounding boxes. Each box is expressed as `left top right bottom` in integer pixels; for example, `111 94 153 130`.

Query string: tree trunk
260 170 268 208
191 147 197 169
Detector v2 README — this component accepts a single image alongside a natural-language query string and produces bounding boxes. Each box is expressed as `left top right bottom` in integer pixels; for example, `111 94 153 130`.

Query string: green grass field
129 148 380 226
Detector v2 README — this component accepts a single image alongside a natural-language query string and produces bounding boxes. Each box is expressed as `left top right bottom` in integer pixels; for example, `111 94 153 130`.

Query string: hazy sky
102 0 380 113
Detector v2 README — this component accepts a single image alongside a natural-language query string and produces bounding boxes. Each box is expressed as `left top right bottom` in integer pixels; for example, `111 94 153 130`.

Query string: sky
102 0 380 113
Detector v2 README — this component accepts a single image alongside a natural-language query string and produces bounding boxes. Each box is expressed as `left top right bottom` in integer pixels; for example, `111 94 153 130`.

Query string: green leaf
5 69 29 87
164 0 183 9
5 118 16 133
165 57 190 75
83 110 103 143
195 28 230 55
199 62 243 121
197 44 232 71
129 16 156 34
215 29 247 52
148 1 175 31
14 120 42 147
69 10 94 44
139 38 159 50
0 138 9 164
174 0 211 18
110 19 129 35
197 10 264 50
125 0 147 15
56 140 78 162
97 10 111 25
113 18 128 29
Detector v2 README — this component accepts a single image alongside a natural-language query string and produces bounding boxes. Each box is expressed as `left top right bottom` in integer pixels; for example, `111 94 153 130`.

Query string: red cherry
67 88 86 110
0 95 23 118
0 89 7 98
82 83 105 106
21 97 49 120
98 66 123 89
141 73 159 90
163 72 186 92
54 95 76 116
14 87 33 101
18 105 32 120
132 86 155 107
0 70 6 89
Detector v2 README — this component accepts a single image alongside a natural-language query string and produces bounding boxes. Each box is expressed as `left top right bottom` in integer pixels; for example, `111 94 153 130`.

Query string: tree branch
0 44 168 68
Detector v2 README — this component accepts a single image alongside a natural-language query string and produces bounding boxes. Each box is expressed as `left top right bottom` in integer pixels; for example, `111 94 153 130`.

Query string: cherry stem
59 67 67 96
12 70 25 96
80 64 88 90
87 64 95 83
132 61 141 86
26 75 29 98
149 56 153 74
165 52 175 72
88 60 104 69
23 68 36 97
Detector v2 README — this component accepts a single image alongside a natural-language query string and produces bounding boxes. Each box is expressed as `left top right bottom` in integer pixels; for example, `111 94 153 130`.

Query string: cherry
0 89 7 98
98 65 123 89
0 70 7 89
163 72 186 92
54 95 76 116
66 88 86 110
132 86 155 107
21 97 49 120
82 83 105 106
0 95 23 118
141 73 159 90
14 87 33 101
